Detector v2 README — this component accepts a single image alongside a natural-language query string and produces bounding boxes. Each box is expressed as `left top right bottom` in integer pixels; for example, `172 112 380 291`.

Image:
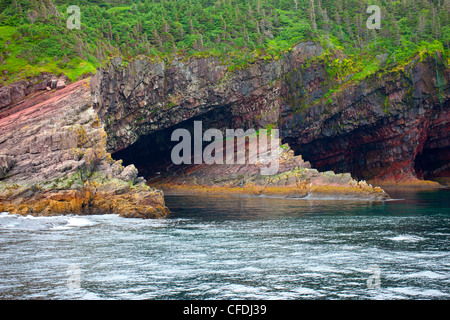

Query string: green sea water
0 188 449 299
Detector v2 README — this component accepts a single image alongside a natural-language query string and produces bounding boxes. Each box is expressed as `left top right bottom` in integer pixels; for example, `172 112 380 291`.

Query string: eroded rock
91 44 448 186
150 140 389 201
0 79 169 218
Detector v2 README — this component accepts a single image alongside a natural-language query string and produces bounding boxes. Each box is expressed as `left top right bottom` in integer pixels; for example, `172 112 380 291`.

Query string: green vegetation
0 0 449 85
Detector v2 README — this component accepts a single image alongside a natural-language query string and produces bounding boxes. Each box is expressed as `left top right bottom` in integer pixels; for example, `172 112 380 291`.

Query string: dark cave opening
282 135 370 182
285 134 450 185
414 144 450 182
111 109 450 186
112 106 237 180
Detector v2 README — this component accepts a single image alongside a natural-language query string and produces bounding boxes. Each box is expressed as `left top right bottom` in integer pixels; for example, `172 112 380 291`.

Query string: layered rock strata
150 139 389 201
2 40 447 217
280 53 450 186
91 43 449 187
0 79 169 218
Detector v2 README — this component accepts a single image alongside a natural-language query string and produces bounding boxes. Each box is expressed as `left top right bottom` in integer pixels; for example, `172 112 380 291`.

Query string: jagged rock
150 140 389 201
50 79 58 89
91 43 448 186
119 164 138 183
0 79 169 218
56 79 66 90
0 155 15 179
0 73 66 114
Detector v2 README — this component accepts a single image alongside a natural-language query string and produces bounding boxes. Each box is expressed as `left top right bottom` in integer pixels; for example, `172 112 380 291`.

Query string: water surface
0 189 449 299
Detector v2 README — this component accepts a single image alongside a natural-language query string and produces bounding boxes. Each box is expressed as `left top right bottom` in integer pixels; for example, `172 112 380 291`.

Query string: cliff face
92 43 449 186
1 41 448 218
280 53 450 185
0 79 169 218
91 42 323 153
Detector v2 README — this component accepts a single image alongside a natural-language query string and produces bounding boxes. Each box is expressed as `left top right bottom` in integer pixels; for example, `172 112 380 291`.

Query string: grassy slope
0 0 449 85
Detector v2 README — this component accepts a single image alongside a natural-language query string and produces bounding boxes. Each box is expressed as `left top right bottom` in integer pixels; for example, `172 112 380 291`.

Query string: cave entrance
414 140 450 184
282 134 370 182
112 106 236 180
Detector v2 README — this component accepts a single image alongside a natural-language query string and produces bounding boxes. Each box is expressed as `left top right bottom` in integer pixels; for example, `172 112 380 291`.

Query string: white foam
219 284 266 295
50 216 96 230
402 271 448 279
388 287 449 297
292 287 320 295
238 266 265 273
66 217 95 227
49 225 71 230
307 266 353 274
387 235 427 242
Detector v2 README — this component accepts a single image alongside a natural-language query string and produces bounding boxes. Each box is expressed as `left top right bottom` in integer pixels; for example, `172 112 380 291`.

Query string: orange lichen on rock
0 184 169 219
154 177 389 201
368 177 444 188
148 141 389 201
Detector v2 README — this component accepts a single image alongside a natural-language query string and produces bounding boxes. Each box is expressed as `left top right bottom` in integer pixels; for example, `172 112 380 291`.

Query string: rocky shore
2 41 448 218
92 42 449 187
0 79 169 219
149 141 389 201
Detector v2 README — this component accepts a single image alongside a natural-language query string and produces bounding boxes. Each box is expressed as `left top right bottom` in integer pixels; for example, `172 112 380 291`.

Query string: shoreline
151 182 390 201
368 179 448 190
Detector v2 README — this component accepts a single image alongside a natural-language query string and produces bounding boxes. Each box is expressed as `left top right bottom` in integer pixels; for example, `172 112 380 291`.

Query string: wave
0 213 97 231
50 217 97 230
386 235 427 242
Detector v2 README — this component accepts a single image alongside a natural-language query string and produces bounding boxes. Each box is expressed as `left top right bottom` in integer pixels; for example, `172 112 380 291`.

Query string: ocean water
0 189 449 300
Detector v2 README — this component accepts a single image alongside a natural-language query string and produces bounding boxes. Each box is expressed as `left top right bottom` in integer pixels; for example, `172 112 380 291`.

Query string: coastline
152 182 390 201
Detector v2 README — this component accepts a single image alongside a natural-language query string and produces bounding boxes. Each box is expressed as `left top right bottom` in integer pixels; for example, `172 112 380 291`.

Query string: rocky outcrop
0 73 68 116
0 79 169 218
280 53 450 186
92 44 449 187
0 155 15 179
150 139 388 201
91 42 323 153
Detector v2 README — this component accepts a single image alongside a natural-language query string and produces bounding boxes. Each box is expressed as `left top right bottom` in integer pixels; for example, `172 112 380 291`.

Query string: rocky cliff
0 79 169 218
1 41 448 217
91 42 449 187
91 43 324 153
280 52 450 186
